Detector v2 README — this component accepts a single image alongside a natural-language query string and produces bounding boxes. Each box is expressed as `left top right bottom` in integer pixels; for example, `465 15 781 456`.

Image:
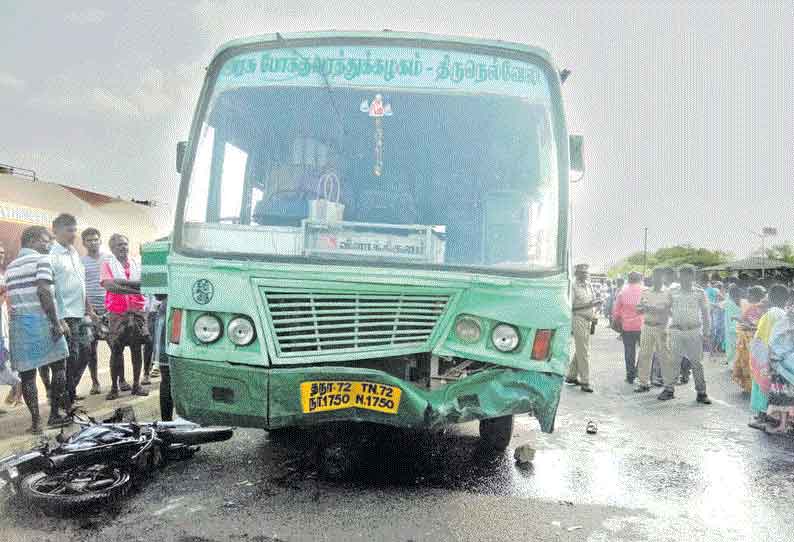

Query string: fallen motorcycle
0 409 233 515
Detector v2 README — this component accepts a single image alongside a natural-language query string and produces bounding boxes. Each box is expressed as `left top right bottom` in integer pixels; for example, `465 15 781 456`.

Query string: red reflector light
531 329 554 360
170 309 183 344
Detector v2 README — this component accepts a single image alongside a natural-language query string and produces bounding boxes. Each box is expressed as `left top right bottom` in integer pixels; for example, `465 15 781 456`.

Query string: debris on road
514 442 536 464
567 525 583 532
586 420 598 434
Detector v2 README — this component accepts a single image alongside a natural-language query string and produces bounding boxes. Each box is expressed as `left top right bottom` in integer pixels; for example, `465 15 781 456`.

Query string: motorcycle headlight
492 324 520 352
193 314 222 344
228 317 256 346
455 316 483 343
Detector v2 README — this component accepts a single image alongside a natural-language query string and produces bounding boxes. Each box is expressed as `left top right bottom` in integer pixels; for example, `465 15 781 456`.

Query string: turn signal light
170 309 183 344
531 329 554 360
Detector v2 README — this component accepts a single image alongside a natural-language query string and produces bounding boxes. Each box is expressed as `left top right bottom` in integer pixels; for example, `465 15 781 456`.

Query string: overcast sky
1 1 791 270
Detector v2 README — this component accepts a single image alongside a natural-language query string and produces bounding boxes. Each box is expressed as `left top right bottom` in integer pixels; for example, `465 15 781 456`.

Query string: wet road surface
2 325 793 541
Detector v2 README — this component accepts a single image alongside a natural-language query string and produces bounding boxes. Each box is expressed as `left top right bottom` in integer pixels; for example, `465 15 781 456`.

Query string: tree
766 242 794 264
607 245 733 277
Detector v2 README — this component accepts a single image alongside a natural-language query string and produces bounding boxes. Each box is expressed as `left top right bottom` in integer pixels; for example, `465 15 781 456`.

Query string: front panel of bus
165 35 571 432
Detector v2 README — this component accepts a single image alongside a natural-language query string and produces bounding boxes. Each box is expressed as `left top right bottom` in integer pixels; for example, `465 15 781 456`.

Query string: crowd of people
0 215 168 434
568 262 794 432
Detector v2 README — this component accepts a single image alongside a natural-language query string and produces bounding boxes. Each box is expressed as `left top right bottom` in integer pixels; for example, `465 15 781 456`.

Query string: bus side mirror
176 141 187 173
569 134 585 183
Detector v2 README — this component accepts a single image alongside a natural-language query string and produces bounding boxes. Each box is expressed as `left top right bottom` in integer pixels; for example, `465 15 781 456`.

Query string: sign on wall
0 201 55 226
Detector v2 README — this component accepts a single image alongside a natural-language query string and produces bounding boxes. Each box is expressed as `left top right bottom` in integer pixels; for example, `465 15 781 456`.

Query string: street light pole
750 227 778 280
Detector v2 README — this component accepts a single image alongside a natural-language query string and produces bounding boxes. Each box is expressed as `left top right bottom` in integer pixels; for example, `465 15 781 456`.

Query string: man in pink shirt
613 271 644 384
100 234 149 399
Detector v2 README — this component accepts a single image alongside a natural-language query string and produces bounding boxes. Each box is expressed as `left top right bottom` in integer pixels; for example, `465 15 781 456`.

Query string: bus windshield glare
181 44 561 273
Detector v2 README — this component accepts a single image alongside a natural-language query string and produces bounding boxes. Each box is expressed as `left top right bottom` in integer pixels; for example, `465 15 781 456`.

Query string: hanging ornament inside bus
359 94 392 176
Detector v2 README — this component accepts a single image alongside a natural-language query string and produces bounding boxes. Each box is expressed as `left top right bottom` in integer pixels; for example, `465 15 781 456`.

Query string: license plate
300 381 401 414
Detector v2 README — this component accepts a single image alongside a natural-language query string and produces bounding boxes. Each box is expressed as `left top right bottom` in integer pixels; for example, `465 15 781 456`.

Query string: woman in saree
764 297 794 433
748 284 790 430
733 286 767 394
723 285 742 368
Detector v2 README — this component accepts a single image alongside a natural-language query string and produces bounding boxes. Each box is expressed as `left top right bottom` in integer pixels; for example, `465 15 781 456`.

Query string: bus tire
479 415 514 451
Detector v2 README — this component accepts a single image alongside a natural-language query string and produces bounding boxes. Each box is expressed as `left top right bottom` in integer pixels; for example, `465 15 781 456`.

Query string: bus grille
263 290 450 355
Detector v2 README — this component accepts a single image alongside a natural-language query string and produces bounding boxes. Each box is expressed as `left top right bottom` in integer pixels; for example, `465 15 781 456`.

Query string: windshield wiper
275 32 348 139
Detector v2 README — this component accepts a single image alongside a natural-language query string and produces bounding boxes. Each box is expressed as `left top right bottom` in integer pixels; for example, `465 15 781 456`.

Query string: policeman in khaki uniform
658 264 711 404
634 267 672 393
566 264 600 392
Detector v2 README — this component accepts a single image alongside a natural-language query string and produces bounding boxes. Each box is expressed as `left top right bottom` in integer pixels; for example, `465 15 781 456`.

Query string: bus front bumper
169 357 563 433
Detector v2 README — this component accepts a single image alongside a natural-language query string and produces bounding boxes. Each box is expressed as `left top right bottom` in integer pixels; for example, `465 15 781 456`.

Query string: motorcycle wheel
160 426 233 446
20 465 132 515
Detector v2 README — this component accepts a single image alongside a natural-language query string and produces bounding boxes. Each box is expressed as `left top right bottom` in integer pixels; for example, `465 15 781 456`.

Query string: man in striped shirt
81 227 108 395
6 226 71 433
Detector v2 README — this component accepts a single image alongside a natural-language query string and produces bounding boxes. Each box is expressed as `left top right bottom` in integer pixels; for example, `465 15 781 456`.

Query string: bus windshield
180 44 562 273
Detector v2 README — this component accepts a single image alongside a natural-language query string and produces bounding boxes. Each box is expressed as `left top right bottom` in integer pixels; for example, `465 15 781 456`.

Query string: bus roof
212 30 557 68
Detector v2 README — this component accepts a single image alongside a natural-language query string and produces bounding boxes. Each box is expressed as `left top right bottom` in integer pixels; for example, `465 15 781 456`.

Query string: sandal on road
586 421 598 434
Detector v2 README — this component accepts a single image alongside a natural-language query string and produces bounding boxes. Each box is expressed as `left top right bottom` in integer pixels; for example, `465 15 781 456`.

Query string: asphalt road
2 323 793 542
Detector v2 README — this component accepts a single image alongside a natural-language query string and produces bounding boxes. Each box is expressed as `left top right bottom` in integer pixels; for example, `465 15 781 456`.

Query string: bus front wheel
479 415 514 451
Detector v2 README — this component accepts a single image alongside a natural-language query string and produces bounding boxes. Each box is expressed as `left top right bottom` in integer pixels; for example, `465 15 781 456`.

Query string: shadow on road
260 422 522 494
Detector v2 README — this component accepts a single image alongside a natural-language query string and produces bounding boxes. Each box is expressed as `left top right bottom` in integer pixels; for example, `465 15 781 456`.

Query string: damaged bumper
171 357 563 433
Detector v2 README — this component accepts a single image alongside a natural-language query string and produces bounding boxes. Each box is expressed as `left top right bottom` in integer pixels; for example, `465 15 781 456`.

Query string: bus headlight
194 314 222 344
228 317 256 346
492 324 520 352
455 316 482 343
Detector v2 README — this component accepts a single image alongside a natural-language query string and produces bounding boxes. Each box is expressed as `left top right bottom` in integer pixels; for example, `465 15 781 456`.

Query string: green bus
143 31 582 450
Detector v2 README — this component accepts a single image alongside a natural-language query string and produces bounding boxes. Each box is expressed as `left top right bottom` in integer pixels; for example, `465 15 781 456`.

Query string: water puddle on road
254 419 794 541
